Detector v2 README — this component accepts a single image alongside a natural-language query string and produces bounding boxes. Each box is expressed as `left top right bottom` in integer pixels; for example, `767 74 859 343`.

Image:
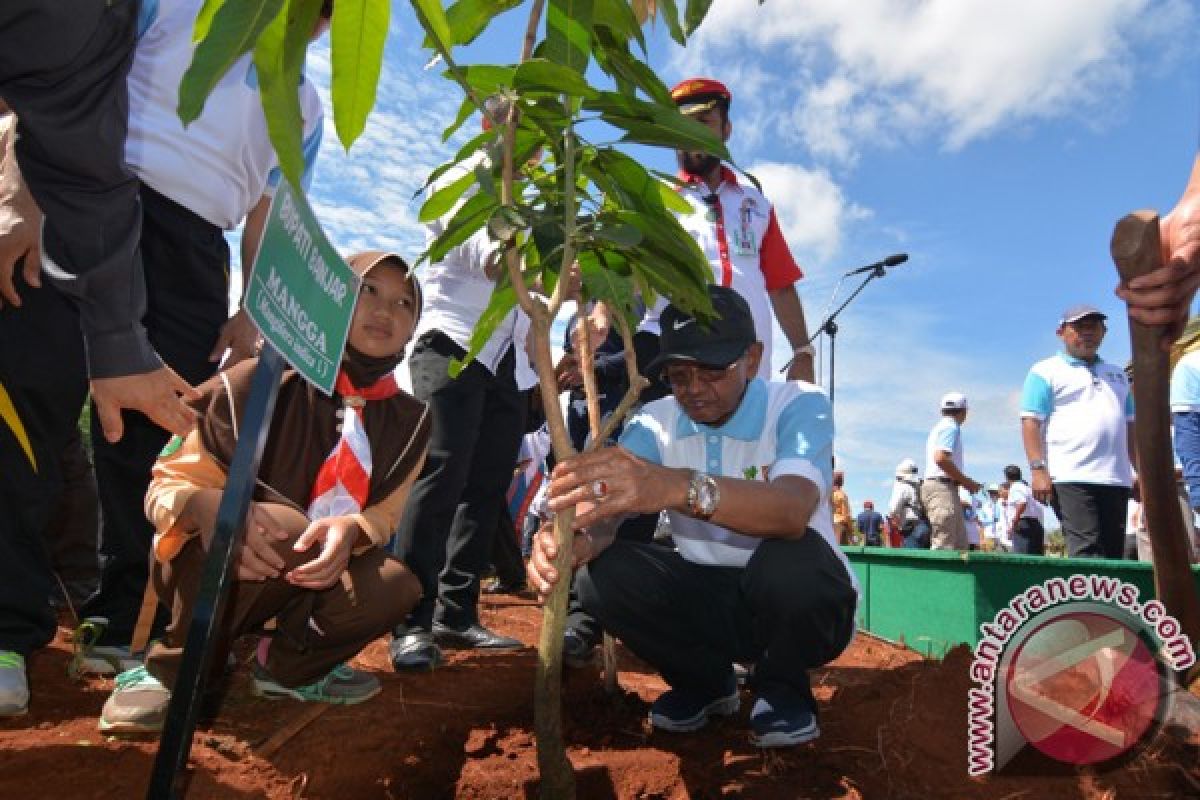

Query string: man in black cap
1020 304 1135 558
528 285 857 748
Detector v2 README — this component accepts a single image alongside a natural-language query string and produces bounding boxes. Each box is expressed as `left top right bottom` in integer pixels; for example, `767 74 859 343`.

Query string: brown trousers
146 503 420 690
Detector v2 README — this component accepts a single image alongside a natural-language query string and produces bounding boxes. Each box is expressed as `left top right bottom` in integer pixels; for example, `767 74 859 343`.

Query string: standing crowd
2 0 1200 765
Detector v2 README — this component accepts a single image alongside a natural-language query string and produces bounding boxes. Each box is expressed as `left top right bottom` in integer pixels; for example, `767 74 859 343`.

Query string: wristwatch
687 471 721 520
793 343 816 358
1029 459 1047 471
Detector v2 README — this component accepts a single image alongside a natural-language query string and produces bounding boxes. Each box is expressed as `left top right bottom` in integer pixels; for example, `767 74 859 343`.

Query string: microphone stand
817 264 887 410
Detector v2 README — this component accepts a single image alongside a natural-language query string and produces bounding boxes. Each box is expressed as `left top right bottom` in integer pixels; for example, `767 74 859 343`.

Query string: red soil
1 593 1196 799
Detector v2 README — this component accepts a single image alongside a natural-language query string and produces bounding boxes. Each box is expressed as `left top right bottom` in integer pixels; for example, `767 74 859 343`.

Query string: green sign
245 181 358 394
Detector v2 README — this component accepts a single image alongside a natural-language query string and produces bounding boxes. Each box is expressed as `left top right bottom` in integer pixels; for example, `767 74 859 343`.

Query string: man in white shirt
1020 305 1134 558
1003 465 1045 555
887 458 929 549
921 392 981 550
638 78 815 383
528 286 856 749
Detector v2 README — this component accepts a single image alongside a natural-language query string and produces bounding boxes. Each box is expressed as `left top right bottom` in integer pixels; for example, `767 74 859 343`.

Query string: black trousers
393 331 527 630
1011 517 1045 556
45 427 100 606
577 534 857 708
1052 482 1130 560
566 513 657 647
79 187 229 645
0 267 88 654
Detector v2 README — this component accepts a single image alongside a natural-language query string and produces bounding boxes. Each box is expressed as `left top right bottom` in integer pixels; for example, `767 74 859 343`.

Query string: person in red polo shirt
639 78 816 384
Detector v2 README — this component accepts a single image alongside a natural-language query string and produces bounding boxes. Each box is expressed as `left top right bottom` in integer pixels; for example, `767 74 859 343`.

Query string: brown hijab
196 252 430 512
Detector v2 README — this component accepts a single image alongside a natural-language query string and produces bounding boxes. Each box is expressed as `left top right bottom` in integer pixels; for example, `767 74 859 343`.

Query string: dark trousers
146 503 420 691
566 513 657 648
80 187 230 645
1011 517 1045 555
393 331 526 630
577 534 857 708
1052 482 1131 559
45 427 100 606
0 269 88 654
490 507 527 588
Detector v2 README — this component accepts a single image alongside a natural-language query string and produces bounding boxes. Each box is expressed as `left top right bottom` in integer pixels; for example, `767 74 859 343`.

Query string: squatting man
528 285 858 747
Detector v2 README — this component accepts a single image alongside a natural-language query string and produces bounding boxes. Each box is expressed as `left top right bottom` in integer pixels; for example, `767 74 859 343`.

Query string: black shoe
390 629 444 671
562 629 596 669
432 622 522 650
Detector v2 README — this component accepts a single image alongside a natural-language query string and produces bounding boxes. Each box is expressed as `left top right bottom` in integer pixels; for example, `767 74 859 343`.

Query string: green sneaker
99 666 170 734
69 618 142 678
252 662 381 705
0 651 29 717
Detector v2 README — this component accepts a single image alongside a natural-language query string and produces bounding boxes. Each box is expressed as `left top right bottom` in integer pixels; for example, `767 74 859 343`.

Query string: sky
281 0 1200 522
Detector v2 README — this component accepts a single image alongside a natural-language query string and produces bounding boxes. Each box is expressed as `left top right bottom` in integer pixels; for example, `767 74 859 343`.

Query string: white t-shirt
924 416 964 479
125 0 323 229
1005 481 1043 523
1171 350 1200 412
888 478 920 524
414 170 536 389
1020 352 1134 487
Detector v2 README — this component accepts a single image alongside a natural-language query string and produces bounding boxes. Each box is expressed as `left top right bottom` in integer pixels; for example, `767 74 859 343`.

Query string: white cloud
677 0 1193 164
748 160 871 267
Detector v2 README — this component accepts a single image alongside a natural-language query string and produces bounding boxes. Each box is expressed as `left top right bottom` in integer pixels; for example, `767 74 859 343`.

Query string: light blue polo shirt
619 379 857 591
1020 352 1134 486
1171 350 1200 412
924 416 963 479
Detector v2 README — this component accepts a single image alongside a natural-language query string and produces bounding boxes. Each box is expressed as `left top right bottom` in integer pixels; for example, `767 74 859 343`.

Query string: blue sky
283 0 1199 520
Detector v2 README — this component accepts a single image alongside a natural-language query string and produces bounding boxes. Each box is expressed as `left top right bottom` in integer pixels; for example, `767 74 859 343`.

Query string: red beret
670 78 732 114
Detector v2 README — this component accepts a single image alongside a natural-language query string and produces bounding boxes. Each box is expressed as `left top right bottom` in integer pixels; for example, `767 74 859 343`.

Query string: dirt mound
1 596 1196 798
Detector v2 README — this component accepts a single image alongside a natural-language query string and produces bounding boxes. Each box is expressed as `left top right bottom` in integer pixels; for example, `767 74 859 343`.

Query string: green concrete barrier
842 546 1200 657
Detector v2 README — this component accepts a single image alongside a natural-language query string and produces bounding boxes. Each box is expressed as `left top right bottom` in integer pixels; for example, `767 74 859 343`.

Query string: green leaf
513 59 596 99
683 0 713 36
179 0 284 124
330 0 389 148
451 281 517 377
449 64 517 97
442 95 477 141
591 0 646 54
421 190 497 265
253 0 322 188
590 26 673 105
545 0 594 74
412 0 454 53
585 92 731 160
591 221 642 248
418 168 477 223
655 0 686 46
578 251 636 323
192 0 227 42
439 0 523 46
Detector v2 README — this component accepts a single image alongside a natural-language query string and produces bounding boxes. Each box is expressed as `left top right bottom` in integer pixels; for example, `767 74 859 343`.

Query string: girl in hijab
99 252 431 733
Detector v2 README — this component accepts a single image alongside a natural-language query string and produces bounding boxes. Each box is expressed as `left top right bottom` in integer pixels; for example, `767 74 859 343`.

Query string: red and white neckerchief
308 370 399 519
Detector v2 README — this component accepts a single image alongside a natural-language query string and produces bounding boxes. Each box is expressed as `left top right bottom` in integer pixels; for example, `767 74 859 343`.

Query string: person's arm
933 449 980 493
770 287 815 382
209 195 271 368
546 446 818 540
1117 152 1200 348
0 111 43 308
1021 417 1053 503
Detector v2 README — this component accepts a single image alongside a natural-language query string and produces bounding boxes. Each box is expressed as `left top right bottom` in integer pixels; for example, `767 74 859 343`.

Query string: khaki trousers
920 479 967 551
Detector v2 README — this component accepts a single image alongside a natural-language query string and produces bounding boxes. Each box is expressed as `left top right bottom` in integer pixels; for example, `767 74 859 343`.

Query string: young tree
181 1 726 795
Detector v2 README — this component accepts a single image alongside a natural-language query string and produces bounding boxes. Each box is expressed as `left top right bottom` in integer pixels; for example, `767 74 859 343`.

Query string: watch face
697 480 717 515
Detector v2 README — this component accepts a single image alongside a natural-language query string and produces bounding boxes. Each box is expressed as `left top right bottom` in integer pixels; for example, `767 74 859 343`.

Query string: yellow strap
0 382 36 472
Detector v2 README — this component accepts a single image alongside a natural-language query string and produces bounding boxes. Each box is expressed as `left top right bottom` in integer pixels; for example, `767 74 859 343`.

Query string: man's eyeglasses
663 358 741 389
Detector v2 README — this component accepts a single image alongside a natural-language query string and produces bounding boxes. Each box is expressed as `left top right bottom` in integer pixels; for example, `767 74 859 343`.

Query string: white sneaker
0 650 29 717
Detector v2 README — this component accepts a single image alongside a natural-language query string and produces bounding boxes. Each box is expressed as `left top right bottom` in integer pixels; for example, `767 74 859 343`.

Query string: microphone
843 253 909 276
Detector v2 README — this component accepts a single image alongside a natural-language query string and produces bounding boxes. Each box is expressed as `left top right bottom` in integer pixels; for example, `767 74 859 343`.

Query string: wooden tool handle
1110 211 1200 679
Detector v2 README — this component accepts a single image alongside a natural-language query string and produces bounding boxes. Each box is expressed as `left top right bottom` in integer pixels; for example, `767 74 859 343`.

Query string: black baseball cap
646 285 757 376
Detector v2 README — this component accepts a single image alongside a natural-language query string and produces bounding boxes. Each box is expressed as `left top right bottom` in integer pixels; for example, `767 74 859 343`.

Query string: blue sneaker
649 674 739 733
750 682 819 747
